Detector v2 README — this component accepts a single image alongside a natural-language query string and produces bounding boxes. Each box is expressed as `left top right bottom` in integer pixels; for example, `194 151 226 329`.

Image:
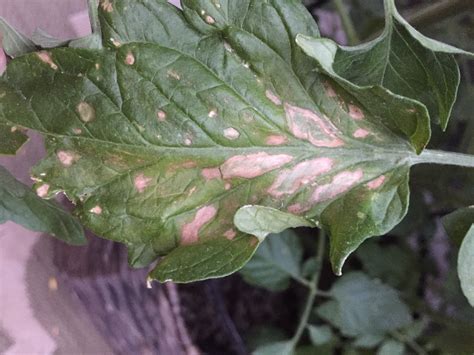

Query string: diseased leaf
316 272 412 337
0 17 36 57
240 230 304 291
0 0 470 281
0 166 86 245
235 206 313 241
443 206 474 246
296 0 474 132
0 122 28 155
458 225 474 307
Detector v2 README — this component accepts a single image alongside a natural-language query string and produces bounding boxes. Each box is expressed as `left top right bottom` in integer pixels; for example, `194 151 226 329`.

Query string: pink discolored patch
57 151 78 167
202 168 222 181
157 110 167 122
224 229 237 240
224 182 232 190
265 90 282 105
348 104 365 120
125 52 135 65
353 128 370 139
134 173 153 193
249 237 259 246
167 69 181 80
90 205 103 215
223 128 240 140
284 103 344 148
324 81 337 98
366 175 386 190
221 152 293 179
181 206 217 245
266 135 288 146
36 51 58 70
36 184 50 198
208 109 218 118
287 203 305 214
312 169 364 203
205 15 215 24
100 0 113 12
268 158 334 197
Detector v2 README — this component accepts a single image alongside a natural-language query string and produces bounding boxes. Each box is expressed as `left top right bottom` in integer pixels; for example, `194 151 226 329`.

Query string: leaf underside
0 0 470 282
0 166 86 245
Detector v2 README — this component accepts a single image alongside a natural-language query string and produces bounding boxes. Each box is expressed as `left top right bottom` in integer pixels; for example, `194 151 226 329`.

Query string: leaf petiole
411 149 474 169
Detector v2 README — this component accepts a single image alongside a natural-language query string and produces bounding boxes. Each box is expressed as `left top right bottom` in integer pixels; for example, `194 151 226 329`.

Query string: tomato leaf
0 122 28 155
0 0 471 281
296 0 474 132
0 166 86 245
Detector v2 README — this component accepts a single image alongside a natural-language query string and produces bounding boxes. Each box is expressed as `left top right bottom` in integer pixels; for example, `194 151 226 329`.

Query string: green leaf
253 341 294 355
0 0 468 281
458 225 474 307
296 0 474 132
150 235 259 283
0 17 36 57
0 123 28 155
376 340 404 355
0 165 86 245
316 272 412 337
443 206 474 246
240 230 304 291
31 29 69 49
356 241 419 291
235 206 313 241
307 325 333 346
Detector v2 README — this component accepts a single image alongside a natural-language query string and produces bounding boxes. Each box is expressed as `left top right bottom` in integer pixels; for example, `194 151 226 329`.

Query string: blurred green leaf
353 333 385 348
246 326 288 353
443 206 474 246
316 272 413 337
0 123 28 155
240 230 304 291
0 17 36 57
307 325 333 346
253 340 294 355
376 340 404 355
458 225 474 306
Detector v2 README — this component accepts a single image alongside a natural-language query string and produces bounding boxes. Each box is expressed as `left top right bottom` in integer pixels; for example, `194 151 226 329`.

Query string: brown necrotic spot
36 51 58 70
266 135 287 146
223 128 240 140
134 173 152 193
268 158 334 197
125 52 135 65
348 104 365 120
100 0 113 12
224 229 237 240
353 128 370 138
76 101 95 123
312 169 363 203
181 206 217 245
202 168 222 181
157 110 167 122
36 184 50 198
90 205 103 215
57 151 79 167
221 152 293 179
366 175 386 190
265 90 282 105
285 103 344 148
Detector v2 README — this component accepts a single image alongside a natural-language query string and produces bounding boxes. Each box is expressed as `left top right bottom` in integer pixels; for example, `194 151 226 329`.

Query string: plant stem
411 149 474 168
333 0 360 45
291 231 327 346
390 330 427 355
87 0 101 34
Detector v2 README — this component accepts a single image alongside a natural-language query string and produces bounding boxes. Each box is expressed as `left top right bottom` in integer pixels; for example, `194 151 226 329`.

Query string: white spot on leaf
223 128 240 140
